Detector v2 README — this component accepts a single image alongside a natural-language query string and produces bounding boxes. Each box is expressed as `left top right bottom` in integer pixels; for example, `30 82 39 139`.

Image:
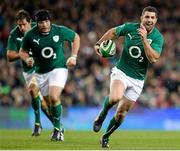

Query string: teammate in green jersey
93 6 164 148
19 9 80 141
6 10 54 136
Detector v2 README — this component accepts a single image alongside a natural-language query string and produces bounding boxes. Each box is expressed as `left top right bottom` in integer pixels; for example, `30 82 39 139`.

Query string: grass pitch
0 129 180 150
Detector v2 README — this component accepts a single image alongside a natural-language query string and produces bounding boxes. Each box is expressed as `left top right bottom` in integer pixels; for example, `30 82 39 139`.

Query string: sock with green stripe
41 104 54 124
103 117 121 139
31 96 41 124
99 96 113 118
50 103 62 130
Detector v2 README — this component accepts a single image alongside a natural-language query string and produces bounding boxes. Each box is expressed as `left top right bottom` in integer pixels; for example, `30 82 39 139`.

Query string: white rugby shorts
110 67 144 101
35 68 68 96
22 71 36 87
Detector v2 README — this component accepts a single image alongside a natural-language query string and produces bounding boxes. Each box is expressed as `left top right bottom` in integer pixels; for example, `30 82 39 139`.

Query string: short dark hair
35 9 51 22
142 6 158 17
16 9 31 22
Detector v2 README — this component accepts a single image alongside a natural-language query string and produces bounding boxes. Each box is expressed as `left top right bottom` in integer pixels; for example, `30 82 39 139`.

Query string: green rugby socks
103 117 121 139
31 96 41 124
51 103 62 130
100 96 113 118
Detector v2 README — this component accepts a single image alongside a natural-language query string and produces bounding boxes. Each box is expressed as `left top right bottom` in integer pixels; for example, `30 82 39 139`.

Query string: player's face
37 20 51 33
17 19 31 34
141 11 157 32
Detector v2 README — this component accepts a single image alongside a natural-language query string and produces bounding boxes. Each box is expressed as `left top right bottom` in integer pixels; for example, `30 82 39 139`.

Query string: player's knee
115 110 127 121
109 95 122 104
49 95 60 105
115 104 131 121
28 83 39 97
41 100 48 109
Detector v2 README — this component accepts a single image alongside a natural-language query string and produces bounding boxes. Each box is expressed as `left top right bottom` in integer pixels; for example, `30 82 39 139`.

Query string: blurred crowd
0 0 179 108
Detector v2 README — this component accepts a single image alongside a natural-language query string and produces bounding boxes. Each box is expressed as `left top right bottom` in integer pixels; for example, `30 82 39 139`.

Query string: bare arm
66 33 80 68
71 33 80 57
94 28 117 55
96 28 117 44
137 25 160 63
142 38 160 63
6 50 20 62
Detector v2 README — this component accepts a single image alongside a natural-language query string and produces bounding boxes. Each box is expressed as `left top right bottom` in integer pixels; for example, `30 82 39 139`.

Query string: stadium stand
0 0 179 108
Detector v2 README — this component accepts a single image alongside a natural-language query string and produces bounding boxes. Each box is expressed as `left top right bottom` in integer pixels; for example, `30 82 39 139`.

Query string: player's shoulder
51 24 71 33
51 24 67 30
50 24 62 32
31 22 36 27
26 25 37 36
118 22 139 32
51 24 61 29
9 26 19 35
50 24 61 35
124 22 139 28
116 22 139 30
153 27 164 40
22 25 37 41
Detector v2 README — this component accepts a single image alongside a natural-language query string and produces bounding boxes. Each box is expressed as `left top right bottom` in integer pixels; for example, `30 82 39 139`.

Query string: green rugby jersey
6 22 36 73
115 23 164 80
21 24 76 74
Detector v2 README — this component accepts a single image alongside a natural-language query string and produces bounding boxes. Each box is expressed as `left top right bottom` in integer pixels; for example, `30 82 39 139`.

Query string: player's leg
101 97 134 148
48 68 68 141
34 73 56 125
41 95 64 131
93 67 127 132
93 96 112 132
49 86 64 141
99 79 126 148
41 95 54 123
23 72 42 136
28 76 42 136
100 72 144 148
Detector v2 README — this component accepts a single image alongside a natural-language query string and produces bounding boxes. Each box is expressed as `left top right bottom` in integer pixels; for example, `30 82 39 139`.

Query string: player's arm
7 50 20 62
137 25 161 63
6 34 20 62
96 28 117 45
19 48 34 67
142 38 160 63
71 33 80 59
94 28 117 55
59 26 80 68
66 33 80 68
19 33 34 67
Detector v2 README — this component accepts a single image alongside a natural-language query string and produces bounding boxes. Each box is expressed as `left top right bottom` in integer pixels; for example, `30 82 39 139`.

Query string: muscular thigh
110 80 125 100
110 67 127 102
49 86 64 99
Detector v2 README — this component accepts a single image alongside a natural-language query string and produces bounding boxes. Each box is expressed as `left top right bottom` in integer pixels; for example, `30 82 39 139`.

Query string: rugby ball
99 40 116 57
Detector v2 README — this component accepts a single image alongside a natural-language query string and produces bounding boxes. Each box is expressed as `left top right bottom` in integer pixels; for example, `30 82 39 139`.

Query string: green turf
0 129 180 150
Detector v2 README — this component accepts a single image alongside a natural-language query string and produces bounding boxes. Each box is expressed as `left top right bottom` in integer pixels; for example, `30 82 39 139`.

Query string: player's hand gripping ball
99 40 116 57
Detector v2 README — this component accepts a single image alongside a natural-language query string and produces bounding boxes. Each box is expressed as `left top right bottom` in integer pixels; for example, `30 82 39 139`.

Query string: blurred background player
93 6 164 148
19 9 80 141
6 9 54 136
